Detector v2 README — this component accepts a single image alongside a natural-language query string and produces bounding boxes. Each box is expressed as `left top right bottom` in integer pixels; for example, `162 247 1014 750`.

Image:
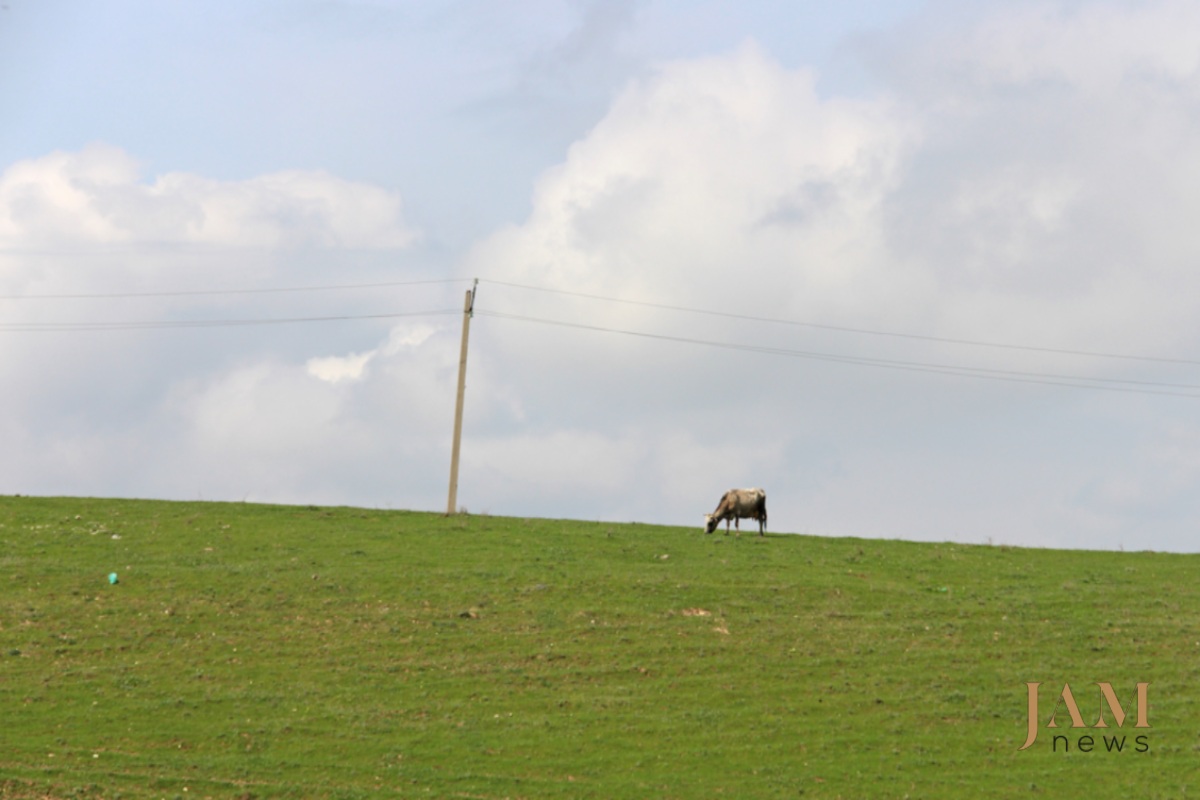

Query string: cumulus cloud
305 324 436 384
896 1 1200 92
307 351 374 384
478 41 911 309
869 2 1200 360
0 144 446 507
0 143 418 249
456 11 1200 549
471 18 1200 366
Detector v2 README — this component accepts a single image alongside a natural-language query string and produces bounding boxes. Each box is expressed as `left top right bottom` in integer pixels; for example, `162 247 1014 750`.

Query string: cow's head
703 513 719 534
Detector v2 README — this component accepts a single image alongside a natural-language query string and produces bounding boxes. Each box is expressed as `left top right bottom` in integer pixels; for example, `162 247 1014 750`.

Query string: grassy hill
1 495 1197 799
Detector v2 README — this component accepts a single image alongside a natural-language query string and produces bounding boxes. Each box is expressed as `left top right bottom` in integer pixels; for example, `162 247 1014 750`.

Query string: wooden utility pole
446 280 476 515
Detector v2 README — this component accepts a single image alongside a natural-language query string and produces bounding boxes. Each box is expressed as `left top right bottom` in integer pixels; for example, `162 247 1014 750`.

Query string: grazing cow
704 488 767 536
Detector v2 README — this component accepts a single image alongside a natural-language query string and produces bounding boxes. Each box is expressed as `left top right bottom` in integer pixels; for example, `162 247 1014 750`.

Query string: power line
0 278 470 301
0 309 458 332
8 272 1199 395
481 279 1200 368
477 310 1200 399
9 272 1198 369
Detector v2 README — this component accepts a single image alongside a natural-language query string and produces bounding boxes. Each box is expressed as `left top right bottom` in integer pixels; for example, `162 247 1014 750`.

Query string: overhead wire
476 310 1200 399
0 277 465 331
480 278 1200 367
0 309 459 332
0 277 470 301
19 271 1187 366
8 271 1198 368
4 273 1199 397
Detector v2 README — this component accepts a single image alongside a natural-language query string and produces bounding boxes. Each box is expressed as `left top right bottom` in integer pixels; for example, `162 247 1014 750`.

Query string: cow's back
725 488 765 517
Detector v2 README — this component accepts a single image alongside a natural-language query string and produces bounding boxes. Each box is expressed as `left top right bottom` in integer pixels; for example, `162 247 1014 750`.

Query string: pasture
1 495 1198 798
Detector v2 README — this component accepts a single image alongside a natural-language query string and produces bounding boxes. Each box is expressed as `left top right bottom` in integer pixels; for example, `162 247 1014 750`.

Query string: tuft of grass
1 496 1198 798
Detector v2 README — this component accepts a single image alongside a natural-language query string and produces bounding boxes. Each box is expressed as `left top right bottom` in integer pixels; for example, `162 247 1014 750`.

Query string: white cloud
475 41 912 310
305 323 437 384
380 323 436 356
307 351 374 384
184 362 344 455
467 429 644 500
0 143 444 507
0 143 418 248
936 1 1200 91
0 145 139 244
452 15 1200 549
870 4 1200 361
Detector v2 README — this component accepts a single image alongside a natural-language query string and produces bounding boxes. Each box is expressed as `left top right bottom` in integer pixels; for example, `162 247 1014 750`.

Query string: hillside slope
2 496 1197 798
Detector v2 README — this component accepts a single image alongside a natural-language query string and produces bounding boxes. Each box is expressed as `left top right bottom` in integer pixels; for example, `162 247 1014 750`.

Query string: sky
4 0 1200 552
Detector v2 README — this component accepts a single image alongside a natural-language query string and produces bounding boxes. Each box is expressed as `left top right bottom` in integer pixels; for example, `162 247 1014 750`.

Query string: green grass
1 496 1198 799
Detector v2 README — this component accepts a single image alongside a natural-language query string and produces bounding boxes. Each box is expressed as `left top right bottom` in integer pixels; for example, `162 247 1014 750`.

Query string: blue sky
5 0 1200 552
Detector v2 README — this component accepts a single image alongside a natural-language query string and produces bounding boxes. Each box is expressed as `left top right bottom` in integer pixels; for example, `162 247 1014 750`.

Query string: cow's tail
757 492 768 535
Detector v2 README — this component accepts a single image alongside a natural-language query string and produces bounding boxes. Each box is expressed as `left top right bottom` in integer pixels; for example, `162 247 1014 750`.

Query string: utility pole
446 279 477 515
